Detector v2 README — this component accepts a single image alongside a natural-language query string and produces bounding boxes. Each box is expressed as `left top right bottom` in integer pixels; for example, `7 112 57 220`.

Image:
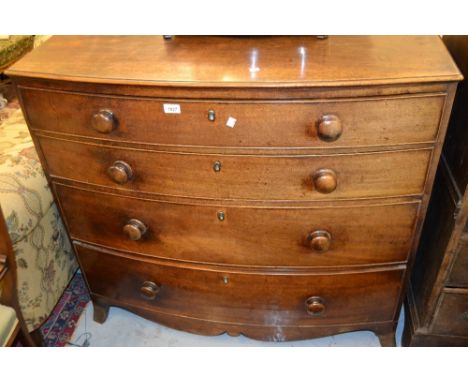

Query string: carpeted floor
0 83 20 122
39 271 90 346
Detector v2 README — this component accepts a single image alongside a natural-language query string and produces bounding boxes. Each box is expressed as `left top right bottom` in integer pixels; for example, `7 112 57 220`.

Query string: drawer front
75 243 403 326
22 88 444 148
447 240 468 288
56 184 419 267
431 291 468 337
39 136 431 201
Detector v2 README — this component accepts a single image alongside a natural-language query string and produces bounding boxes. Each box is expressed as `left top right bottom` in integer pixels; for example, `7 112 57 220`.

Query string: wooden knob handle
305 296 325 316
91 109 117 133
312 168 337 194
107 160 133 184
307 230 332 252
140 281 160 300
316 114 342 142
123 219 147 241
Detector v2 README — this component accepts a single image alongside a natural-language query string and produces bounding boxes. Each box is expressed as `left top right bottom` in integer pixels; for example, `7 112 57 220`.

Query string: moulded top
7 35 463 87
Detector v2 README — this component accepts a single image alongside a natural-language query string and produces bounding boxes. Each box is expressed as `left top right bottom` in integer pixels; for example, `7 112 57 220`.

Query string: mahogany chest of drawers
404 36 468 346
7 36 461 345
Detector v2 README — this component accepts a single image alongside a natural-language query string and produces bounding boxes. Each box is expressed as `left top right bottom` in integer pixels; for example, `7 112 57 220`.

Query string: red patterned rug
39 271 90 346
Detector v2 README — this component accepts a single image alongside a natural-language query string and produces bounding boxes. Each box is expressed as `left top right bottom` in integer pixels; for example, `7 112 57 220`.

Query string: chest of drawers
7 36 461 345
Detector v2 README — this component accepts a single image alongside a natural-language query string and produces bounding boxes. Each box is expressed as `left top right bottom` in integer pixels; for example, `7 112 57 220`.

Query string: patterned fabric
13 204 76 330
0 108 77 331
40 271 90 347
0 110 53 242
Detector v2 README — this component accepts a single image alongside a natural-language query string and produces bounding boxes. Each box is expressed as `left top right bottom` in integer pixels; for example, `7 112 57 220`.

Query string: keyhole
213 161 222 172
208 110 216 122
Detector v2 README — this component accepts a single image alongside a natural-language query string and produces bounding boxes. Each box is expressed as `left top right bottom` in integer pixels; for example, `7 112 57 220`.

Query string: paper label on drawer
226 116 237 128
163 104 181 114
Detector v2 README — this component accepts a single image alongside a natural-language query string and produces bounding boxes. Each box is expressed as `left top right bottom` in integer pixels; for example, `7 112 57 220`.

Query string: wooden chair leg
26 327 44 346
13 325 41 346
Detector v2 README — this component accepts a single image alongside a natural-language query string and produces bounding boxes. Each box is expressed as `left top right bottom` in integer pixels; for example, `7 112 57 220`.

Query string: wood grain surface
9 36 462 345
7 36 461 87
75 242 404 328
55 183 419 268
21 87 445 149
37 135 432 201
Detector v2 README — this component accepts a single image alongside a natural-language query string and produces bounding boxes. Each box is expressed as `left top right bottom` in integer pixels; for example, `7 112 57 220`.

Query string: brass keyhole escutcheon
213 161 222 172
208 109 216 122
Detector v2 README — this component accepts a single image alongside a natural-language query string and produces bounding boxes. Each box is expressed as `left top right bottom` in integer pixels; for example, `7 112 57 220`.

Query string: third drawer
55 183 419 267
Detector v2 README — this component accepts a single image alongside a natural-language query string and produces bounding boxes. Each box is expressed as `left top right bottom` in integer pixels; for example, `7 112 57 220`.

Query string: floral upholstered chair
1 204 22 346
0 107 77 345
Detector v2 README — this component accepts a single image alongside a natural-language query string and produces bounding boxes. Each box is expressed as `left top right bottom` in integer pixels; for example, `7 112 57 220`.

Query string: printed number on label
163 104 181 114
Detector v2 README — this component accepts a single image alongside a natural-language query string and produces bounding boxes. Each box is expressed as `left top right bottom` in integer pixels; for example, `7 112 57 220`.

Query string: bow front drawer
38 136 431 201
75 243 404 328
21 87 445 149
55 184 419 267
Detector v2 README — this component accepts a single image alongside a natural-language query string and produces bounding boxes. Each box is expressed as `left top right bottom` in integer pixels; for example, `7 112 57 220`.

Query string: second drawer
40 136 432 201
55 183 419 267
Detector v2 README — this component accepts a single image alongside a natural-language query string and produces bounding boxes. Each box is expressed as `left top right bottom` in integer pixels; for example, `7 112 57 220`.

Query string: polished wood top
7 36 462 87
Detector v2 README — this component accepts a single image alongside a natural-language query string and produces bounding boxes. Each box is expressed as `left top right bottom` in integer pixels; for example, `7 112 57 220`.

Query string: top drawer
20 87 445 149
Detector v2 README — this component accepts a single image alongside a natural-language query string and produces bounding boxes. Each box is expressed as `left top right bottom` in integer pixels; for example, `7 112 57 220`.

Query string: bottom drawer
75 242 403 327
431 290 468 337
